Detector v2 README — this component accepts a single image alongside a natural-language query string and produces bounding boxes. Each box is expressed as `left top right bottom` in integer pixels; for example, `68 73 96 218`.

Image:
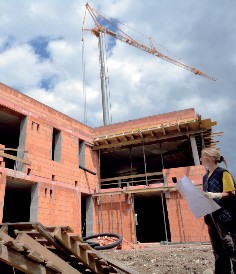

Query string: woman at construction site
200 147 236 274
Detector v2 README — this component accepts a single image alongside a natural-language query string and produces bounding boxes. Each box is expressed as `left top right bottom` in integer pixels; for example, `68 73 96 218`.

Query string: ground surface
103 243 215 274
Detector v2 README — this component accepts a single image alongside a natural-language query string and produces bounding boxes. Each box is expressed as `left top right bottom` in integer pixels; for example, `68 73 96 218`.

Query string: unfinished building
0 82 217 247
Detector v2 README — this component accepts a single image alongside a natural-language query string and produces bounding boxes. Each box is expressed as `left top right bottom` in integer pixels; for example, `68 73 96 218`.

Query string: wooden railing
100 171 163 189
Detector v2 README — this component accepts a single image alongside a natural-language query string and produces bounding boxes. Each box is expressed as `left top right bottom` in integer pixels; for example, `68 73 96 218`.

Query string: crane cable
82 7 88 124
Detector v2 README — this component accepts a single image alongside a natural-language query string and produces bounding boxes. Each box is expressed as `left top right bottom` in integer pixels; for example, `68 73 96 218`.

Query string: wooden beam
0 151 31 165
0 148 28 152
0 244 58 274
16 232 81 274
0 230 24 252
93 191 124 197
93 116 201 140
92 186 178 197
92 128 209 150
52 227 112 274
124 186 177 195
100 171 163 183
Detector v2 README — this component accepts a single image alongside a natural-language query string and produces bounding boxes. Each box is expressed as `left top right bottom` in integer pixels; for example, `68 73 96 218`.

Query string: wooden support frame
52 227 110 274
16 232 81 274
0 222 139 274
0 244 59 274
0 151 31 165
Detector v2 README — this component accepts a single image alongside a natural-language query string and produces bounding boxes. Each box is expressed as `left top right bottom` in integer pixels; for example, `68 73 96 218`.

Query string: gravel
103 243 214 273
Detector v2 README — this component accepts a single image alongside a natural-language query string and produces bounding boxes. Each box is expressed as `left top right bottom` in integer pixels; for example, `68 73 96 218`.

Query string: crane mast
98 31 111 125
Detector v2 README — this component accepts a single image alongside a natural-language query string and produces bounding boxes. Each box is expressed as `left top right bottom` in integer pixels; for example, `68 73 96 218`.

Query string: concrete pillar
190 135 200 165
30 183 38 222
17 116 27 172
0 172 6 222
86 196 93 236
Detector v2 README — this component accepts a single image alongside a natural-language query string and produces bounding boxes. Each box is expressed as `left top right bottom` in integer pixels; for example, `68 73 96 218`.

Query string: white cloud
0 0 236 174
0 44 54 90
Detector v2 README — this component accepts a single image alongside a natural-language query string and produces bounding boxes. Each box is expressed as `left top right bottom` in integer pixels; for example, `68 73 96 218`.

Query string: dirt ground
103 243 215 274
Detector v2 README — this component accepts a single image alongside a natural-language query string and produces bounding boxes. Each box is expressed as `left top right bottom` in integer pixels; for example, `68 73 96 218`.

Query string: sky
0 0 236 175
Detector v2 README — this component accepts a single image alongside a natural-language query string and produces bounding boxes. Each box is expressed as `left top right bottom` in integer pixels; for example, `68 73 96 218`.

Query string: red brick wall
0 83 98 233
94 193 135 243
166 191 209 242
37 183 81 232
164 166 209 243
163 165 206 186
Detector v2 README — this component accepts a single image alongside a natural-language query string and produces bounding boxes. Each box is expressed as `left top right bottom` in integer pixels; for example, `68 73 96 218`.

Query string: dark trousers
207 215 236 274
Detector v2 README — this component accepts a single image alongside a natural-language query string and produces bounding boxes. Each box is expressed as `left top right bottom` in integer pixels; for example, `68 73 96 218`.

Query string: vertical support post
99 196 104 233
30 184 39 222
86 196 93 236
131 194 137 244
201 132 205 149
110 195 113 233
141 140 148 186
190 134 200 165
98 150 101 190
119 194 123 236
161 192 168 244
18 116 27 172
160 143 167 186
129 147 133 186
160 143 165 169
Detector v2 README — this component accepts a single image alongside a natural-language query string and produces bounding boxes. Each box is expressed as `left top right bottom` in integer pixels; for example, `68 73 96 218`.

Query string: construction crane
83 3 216 125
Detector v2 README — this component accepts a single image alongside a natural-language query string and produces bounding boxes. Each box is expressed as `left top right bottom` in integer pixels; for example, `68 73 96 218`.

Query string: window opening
79 140 85 168
52 128 61 162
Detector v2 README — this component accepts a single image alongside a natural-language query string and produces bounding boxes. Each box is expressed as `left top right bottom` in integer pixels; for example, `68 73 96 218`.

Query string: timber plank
0 244 58 274
0 151 31 165
52 227 111 274
26 250 44 262
0 231 24 252
16 232 82 274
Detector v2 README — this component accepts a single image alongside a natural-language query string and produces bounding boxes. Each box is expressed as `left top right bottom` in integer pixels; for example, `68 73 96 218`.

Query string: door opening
134 193 171 243
2 180 35 223
81 194 93 237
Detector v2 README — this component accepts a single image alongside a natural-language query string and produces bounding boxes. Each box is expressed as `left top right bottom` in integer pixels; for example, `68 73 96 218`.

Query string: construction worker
200 147 236 274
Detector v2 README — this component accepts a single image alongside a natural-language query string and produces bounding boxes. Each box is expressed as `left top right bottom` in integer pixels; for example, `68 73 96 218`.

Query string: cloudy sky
0 0 236 175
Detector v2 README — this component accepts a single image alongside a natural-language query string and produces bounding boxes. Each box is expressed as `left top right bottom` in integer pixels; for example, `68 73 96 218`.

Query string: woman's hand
204 192 222 199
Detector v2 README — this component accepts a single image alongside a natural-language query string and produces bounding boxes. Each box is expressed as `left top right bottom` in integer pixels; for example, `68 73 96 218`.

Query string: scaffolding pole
161 191 169 244
119 194 123 237
129 147 133 186
141 140 148 186
131 195 137 244
99 196 104 233
110 195 114 232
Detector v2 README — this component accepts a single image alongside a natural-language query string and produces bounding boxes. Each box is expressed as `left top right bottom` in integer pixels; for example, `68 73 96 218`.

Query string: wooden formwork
0 222 139 274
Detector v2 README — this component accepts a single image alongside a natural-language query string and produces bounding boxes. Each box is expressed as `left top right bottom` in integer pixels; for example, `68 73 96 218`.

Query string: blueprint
176 176 221 218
